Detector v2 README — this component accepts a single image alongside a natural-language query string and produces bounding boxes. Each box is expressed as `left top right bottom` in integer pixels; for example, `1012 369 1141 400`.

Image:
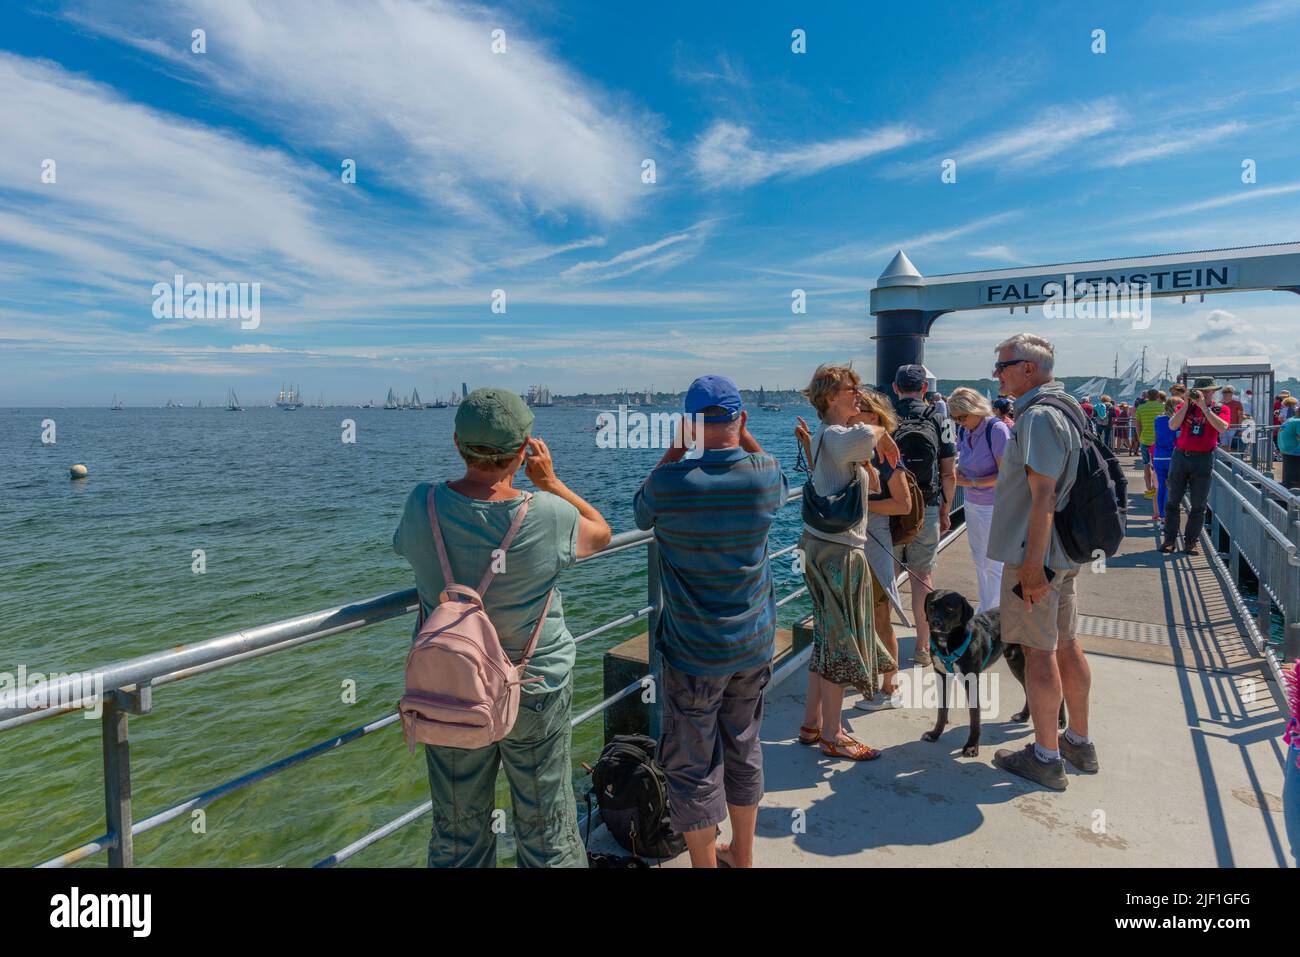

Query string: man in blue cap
633 374 789 867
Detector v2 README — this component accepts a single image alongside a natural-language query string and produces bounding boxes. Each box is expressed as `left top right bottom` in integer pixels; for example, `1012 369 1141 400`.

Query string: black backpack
589 734 686 860
894 407 944 505
1025 395 1128 563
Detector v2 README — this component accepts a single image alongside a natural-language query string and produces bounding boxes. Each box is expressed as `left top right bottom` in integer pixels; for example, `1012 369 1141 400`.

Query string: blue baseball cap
684 374 742 423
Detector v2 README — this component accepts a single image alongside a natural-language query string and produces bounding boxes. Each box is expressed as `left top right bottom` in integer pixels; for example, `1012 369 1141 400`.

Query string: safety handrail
11 487 809 867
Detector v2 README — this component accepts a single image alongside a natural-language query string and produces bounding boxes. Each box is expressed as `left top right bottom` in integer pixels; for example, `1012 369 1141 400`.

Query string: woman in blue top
1152 399 1178 533
949 388 1011 612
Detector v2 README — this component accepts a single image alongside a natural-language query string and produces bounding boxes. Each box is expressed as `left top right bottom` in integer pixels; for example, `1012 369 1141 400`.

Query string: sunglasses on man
992 358 1028 375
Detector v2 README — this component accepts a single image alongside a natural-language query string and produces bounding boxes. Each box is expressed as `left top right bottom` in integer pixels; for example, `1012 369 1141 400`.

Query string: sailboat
110 395 124 411
165 398 176 409
275 384 304 410
409 387 424 410
384 388 399 410
226 389 244 412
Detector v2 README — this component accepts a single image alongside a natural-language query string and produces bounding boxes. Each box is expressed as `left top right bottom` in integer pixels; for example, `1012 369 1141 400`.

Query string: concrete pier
589 463 1294 867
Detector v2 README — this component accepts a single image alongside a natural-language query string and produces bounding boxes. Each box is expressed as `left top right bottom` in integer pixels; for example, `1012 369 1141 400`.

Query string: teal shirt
1280 418 1300 456
393 482 580 694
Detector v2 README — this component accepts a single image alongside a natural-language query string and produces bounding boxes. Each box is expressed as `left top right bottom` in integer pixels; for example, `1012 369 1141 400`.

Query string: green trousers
422 681 587 868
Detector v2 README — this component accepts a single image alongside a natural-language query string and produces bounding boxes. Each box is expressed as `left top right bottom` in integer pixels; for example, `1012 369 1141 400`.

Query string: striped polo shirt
633 447 789 676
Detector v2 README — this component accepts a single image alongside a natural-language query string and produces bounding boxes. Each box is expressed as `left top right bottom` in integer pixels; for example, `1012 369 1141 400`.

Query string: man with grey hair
986 333 1098 790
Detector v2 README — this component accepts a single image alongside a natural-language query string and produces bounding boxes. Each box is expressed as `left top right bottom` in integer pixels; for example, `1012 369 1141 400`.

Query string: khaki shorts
999 564 1078 652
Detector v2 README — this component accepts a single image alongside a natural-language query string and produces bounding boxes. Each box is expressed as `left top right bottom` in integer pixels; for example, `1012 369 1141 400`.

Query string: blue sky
3 0 1300 405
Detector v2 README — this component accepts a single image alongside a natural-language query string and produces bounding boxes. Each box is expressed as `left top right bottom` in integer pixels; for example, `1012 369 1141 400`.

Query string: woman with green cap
393 387 611 867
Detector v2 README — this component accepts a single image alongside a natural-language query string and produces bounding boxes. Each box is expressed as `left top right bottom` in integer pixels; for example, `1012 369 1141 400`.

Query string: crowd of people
389 338 1295 869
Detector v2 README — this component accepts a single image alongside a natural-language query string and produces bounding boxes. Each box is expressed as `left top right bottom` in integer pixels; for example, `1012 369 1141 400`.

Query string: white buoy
69 464 88 479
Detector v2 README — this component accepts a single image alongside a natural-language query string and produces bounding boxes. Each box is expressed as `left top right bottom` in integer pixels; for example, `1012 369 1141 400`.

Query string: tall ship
275 385 304 410
226 389 244 412
526 385 553 407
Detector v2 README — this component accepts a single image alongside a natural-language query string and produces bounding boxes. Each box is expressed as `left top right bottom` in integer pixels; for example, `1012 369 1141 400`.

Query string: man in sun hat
393 387 612 867
1160 376 1229 555
633 374 788 868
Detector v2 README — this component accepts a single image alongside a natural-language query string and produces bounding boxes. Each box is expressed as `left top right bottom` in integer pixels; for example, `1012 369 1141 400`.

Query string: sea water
0 405 808 866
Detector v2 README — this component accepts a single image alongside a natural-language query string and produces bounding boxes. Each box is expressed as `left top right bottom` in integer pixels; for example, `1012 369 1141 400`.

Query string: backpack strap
1025 394 1088 437
426 485 553 671
426 484 456 585
517 587 554 670
475 492 533 596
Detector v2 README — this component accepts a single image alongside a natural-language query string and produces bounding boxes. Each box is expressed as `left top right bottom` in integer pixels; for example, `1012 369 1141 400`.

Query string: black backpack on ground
1025 395 1128 563
894 406 944 505
589 734 686 860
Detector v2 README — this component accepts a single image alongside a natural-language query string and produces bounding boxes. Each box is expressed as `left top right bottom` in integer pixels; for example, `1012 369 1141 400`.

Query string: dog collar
930 630 972 673
930 628 996 673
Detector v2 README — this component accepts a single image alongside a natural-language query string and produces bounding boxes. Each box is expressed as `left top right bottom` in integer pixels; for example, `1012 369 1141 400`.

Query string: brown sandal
819 735 881 761
798 725 821 746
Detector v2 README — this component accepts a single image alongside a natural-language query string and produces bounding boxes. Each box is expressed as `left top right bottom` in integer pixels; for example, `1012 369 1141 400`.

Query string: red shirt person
1161 378 1229 554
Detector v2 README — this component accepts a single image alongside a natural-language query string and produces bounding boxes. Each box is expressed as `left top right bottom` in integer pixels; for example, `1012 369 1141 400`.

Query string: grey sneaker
1058 735 1100 773
914 645 932 667
992 744 1068 791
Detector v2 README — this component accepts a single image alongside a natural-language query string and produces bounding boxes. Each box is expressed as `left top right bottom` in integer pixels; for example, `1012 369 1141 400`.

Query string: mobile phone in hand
1012 565 1057 599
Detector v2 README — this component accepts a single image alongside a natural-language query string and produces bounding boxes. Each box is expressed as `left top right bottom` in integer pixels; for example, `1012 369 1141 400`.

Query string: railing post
1288 497 1300 662
101 684 151 867
646 540 664 740
101 692 133 867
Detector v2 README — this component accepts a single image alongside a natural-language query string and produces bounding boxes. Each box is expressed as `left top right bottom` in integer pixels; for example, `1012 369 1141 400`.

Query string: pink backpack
399 486 552 752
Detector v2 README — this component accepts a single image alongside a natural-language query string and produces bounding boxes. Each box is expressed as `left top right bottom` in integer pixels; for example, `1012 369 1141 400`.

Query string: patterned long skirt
801 531 896 696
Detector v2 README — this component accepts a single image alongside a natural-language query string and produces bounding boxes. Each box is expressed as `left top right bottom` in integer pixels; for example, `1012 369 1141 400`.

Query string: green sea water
0 405 811 866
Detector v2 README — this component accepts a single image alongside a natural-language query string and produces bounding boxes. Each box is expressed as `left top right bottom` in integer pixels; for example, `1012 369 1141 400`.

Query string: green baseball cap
454 388 534 456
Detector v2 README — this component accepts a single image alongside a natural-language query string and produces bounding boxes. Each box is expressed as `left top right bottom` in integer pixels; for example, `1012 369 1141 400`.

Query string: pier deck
591 464 1294 867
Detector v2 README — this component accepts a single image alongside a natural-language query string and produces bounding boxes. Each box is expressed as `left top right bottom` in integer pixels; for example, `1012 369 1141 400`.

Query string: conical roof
878 250 922 285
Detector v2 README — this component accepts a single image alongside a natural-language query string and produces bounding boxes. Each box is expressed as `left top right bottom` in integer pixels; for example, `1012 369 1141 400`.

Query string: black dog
921 589 1066 756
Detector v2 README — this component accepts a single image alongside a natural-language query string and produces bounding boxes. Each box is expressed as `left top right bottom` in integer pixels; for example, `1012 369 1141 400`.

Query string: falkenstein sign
980 264 1238 304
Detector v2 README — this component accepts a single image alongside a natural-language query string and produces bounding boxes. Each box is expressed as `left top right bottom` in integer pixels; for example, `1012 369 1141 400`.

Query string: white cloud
1124 182 1300 223
967 245 1020 263
1094 122 1247 168
68 0 654 222
1194 308 1249 341
0 53 380 289
561 225 711 281
692 121 921 188
802 212 1022 268
892 101 1120 177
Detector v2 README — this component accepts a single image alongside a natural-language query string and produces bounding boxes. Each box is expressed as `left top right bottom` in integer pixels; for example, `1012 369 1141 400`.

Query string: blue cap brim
699 409 741 423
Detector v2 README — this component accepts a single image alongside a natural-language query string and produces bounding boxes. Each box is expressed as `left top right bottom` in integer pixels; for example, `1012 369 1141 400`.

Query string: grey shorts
659 659 771 834
893 504 941 575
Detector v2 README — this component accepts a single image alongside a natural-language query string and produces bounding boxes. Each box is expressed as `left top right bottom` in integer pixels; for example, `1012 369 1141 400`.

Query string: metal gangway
3 450 1297 868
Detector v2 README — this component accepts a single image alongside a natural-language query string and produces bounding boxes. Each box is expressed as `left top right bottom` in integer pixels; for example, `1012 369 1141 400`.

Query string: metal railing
1207 449 1300 670
1 489 811 868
